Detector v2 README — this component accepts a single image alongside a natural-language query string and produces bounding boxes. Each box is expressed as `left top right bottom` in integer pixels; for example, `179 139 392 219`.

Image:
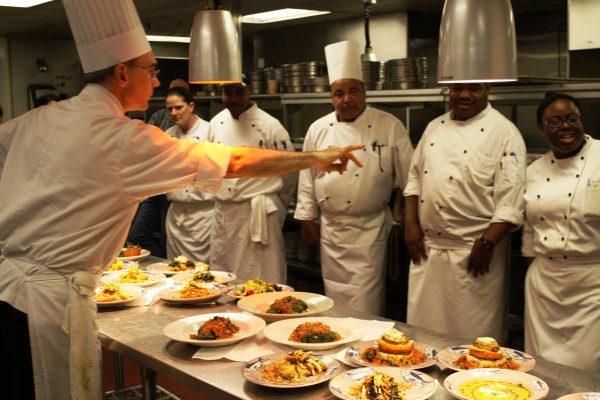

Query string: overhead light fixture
0 0 52 6
242 8 330 24
437 0 517 83
147 35 190 43
189 0 242 84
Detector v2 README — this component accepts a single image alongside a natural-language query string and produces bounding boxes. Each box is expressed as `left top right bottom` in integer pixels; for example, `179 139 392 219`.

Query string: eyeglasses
125 62 160 79
544 114 582 128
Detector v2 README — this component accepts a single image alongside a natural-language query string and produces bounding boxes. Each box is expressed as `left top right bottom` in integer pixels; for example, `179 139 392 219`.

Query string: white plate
557 394 600 400
226 283 294 299
162 313 266 347
243 352 341 388
157 283 228 304
116 248 151 261
236 291 334 323
102 260 138 275
438 344 536 372
171 270 237 285
100 272 166 287
444 368 549 400
263 317 367 351
329 366 436 400
146 262 200 276
346 340 439 370
94 285 146 307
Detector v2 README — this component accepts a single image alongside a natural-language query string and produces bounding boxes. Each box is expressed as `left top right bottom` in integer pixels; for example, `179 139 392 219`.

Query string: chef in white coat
294 40 414 316
0 1 364 398
164 86 213 262
404 83 527 342
522 92 600 372
208 79 297 283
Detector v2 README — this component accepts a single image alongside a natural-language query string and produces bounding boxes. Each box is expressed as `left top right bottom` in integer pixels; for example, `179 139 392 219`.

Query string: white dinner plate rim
226 283 294 299
443 368 549 400
437 344 536 372
263 316 367 350
328 366 437 400
116 248 151 261
236 291 334 322
162 312 266 347
146 262 202 275
94 285 146 307
556 393 600 400
345 340 439 370
242 352 341 388
157 284 228 304
100 272 166 287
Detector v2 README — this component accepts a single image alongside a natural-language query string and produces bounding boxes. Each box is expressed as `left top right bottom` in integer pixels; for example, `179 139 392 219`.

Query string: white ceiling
0 0 566 39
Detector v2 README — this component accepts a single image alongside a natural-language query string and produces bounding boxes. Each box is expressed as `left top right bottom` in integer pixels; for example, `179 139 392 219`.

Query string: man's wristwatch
480 237 494 250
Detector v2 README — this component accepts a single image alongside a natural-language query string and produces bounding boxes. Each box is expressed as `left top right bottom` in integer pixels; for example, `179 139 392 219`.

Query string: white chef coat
294 106 413 315
404 104 526 341
0 84 230 399
207 103 296 283
165 116 214 262
522 136 600 372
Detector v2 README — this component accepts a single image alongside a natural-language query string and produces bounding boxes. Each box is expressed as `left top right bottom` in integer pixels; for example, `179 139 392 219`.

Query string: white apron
0 256 101 400
210 193 287 283
166 200 214 262
525 256 600 372
407 237 510 342
319 209 392 315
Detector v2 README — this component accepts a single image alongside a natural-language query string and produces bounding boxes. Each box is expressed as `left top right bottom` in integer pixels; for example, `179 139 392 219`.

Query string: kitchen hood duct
361 0 377 62
437 0 517 83
189 0 242 84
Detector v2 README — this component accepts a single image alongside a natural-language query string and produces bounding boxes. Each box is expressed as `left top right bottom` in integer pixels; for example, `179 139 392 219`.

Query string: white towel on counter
192 318 395 365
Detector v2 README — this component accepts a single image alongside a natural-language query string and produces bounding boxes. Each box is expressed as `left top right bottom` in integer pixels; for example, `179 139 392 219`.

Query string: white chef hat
62 0 152 73
325 40 363 84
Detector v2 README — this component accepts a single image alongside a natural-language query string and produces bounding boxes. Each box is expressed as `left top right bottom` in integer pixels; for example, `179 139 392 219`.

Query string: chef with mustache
404 83 527 342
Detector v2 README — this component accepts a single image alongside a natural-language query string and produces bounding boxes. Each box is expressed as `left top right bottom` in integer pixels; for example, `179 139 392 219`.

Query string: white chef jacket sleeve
521 216 535 257
392 121 414 190
403 127 428 198
294 125 319 221
490 125 527 227
120 125 230 199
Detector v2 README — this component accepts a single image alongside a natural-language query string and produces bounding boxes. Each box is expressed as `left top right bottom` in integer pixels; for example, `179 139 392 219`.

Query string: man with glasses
522 92 600 372
404 82 527 342
0 0 363 398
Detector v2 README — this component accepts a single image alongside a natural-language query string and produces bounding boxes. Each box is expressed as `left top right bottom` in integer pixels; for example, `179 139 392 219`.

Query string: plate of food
103 259 138 275
146 256 210 275
329 366 436 400
236 292 334 322
162 313 266 347
438 337 536 372
243 349 341 388
100 266 166 287
444 368 549 400
226 278 294 299
94 283 146 307
157 283 228 304
345 329 438 369
263 317 367 351
557 394 600 400
171 270 237 285
116 244 150 261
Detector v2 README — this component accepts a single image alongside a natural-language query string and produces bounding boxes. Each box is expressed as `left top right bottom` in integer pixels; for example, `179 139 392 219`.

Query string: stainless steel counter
96 258 599 399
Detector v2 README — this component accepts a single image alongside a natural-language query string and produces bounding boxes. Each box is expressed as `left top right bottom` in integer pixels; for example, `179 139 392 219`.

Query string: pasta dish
190 316 240 340
94 283 133 302
114 266 149 284
349 371 411 400
260 350 327 383
178 281 210 299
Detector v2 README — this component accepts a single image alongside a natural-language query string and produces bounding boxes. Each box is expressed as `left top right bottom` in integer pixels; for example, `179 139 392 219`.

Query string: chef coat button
568 193 572 197
504 152 507 156
228 187 231 191
424 229 428 232
329 123 333 126
549 256 553 260
347 200 351 204
220 121 223 124
537 195 540 199
430 143 434 146
544 237 547 240
368 125 372 128
252 124 255 127
576 174 580 178
326 196 329 200
363 148 367 151
464 150 467 154
438 205 443 209
355 173 359 177
563 255 568 259
581 156 585 160
563 215 567 219
546 178 550 181
540 217 544 221
424 170 428 174
449 176 453 180
441 120 445 124
551 159 555 163
561 237 565 241
420 199 424 203
437 232 442 235
481 128 484 132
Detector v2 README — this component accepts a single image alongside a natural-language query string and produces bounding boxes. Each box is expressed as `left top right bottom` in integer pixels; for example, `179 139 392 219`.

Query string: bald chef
294 40 414 316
